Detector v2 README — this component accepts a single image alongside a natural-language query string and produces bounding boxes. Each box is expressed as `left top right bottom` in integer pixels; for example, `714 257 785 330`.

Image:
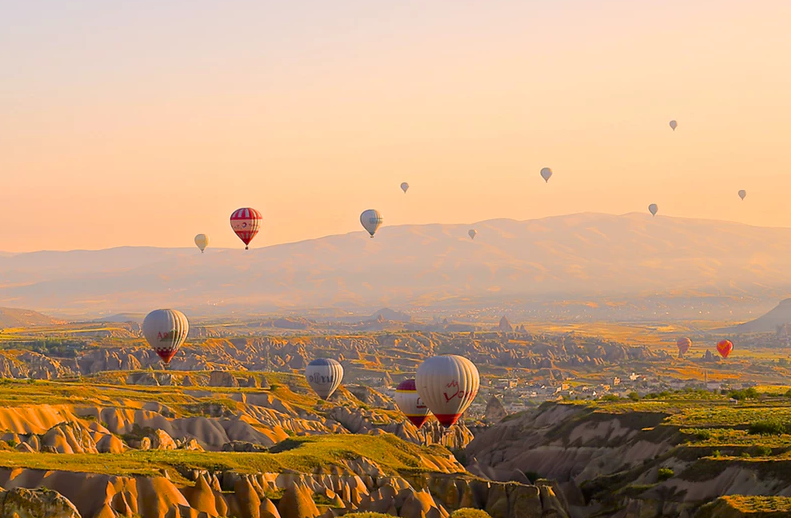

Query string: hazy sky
2 0 790 252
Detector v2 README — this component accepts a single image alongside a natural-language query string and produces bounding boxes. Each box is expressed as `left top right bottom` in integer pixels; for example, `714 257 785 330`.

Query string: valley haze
1 212 789 319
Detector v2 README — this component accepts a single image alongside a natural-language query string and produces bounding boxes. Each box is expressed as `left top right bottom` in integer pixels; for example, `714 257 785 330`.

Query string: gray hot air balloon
401 182 409 193
305 358 343 400
738 190 746 201
669 120 678 131
468 229 477 240
360 209 383 238
540 167 553 183
143 309 189 364
648 203 659 216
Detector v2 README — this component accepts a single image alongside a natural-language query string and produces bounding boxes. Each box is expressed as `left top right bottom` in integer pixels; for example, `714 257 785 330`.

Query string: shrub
748 420 791 436
601 394 620 402
752 445 773 457
628 392 640 402
657 468 674 481
729 388 759 401
451 510 493 518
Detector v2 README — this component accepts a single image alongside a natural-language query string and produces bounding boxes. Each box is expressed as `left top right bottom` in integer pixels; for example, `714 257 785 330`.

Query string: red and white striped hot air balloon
416 355 479 428
394 379 430 429
230 207 262 250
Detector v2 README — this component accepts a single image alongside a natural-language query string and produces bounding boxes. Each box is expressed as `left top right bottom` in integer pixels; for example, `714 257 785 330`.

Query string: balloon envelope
416 355 479 428
143 309 189 364
468 229 477 240
394 379 430 429
669 120 678 130
360 209 383 238
540 167 553 183
717 340 733 359
305 359 343 399
648 204 658 216
230 207 262 250
677 337 692 356
401 182 409 193
194 234 209 253
738 190 747 200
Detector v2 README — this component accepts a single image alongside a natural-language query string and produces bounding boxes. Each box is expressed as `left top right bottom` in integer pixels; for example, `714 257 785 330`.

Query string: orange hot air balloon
717 340 733 359
677 337 692 356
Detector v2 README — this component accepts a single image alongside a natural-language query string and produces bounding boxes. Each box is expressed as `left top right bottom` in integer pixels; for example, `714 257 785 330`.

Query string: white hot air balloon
142 309 189 364
669 120 678 131
540 167 553 183
194 234 209 253
738 190 747 201
360 209 383 238
416 355 480 428
401 182 409 193
394 379 430 429
648 203 658 216
468 229 477 240
305 358 343 400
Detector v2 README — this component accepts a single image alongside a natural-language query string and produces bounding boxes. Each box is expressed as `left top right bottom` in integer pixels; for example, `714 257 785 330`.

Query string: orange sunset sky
1 0 790 252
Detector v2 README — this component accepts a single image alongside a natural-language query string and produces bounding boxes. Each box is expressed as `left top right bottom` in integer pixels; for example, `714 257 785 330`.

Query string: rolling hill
1 212 791 316
0 307 63 328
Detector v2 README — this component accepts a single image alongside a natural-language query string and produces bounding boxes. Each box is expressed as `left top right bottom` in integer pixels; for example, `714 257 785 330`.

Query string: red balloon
717 340 733 359
677 337 692 356
230 208 262 250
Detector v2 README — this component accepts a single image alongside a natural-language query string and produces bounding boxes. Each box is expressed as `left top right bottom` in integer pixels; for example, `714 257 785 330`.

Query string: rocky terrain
0 330 671 382
0 374 569 518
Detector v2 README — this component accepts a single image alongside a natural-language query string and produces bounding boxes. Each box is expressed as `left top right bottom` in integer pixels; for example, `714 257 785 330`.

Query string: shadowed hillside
720 299 791 334
3 213 791 314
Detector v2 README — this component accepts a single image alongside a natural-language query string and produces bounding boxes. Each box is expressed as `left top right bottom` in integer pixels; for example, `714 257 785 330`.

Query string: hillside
0 307 62 328
3 213 791 314
720 299 791 334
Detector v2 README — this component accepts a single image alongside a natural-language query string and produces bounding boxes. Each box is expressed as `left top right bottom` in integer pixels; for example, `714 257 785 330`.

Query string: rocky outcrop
0 487 81 518
484 397 507 424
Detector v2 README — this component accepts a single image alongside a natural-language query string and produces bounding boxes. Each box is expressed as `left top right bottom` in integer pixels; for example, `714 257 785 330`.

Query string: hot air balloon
394 379 430 429
143 309 189 364
194 234 209 253
416 355 479 428
669 120 678 131
677 337 692 357
360 209 383 238
468 229 477 240
401 182 409 193
738 190 747 201
540 167 553 183
648 204 658 216
717 340 733 359
305 359 343 400
230 207 262 250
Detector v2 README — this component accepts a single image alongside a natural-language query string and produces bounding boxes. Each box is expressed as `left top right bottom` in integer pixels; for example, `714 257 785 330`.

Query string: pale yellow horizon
2 0 790 252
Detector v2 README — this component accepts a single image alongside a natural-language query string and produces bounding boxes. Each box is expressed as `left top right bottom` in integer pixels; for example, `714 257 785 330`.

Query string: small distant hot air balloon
717 340 733 359
738 190 747 201
360 209 383 238
648 204 659 216
230 207 262 250
540 167 553 183
143 309 189 364
194 234 209 253
416 355 480 428
677 337 692 357
394 379 430 429
305 359 343 400
669 120 678 131
401 182 409 193
468 229 477 240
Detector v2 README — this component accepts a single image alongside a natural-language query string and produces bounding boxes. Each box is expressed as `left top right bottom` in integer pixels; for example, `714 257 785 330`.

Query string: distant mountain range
2 212 791 316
